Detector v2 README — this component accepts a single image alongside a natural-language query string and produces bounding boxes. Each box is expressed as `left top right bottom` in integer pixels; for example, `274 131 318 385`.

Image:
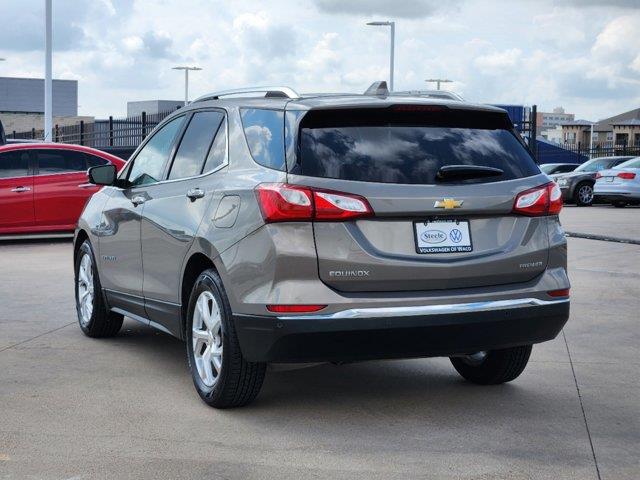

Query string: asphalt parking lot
1 206 638 480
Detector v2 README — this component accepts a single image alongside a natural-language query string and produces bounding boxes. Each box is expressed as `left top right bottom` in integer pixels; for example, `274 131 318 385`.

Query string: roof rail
194 86 300 102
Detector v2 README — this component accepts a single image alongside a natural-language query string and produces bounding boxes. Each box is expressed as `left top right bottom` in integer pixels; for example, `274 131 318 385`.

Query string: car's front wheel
186 269 266 408
574 182 594 206
450 345 532 385
75 240 123 337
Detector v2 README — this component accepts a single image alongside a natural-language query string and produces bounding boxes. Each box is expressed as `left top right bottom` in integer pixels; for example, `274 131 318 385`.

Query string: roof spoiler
364 81 390 97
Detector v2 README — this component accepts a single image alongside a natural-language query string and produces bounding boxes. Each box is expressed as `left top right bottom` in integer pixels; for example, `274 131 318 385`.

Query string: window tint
128 115 185 186
168 111 224 180
0 151 30 178
37 150 87 174
86 155 108 168
202 118 227 173
576 158 616 172
559 165 576 172
297 108 539 185
612 158 632 167
616 157 640 169
240 108 285 170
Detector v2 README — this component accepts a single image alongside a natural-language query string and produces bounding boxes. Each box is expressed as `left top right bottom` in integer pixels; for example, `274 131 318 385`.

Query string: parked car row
542 156 638 206
0 143 125 235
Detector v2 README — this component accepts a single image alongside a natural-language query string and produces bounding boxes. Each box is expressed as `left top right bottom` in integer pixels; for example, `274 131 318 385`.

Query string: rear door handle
187 188 205 201
131 195 146 206
10 186 31 193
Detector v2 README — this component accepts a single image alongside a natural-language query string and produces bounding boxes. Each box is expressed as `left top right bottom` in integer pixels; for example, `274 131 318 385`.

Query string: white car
594 157 640 208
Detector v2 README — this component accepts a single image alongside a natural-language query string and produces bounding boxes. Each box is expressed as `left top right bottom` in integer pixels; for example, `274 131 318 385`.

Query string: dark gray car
74 84 570 408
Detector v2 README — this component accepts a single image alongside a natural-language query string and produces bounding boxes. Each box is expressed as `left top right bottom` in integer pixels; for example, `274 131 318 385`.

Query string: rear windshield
296 107 539 184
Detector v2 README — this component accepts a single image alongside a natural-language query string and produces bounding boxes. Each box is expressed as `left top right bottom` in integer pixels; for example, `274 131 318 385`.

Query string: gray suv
74 84 570 408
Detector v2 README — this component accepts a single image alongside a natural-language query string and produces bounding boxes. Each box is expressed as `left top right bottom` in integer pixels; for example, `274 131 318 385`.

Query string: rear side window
0 151 30 178
168 111 224 180
296 108 539 184
240 109 285 171
36 150 87 174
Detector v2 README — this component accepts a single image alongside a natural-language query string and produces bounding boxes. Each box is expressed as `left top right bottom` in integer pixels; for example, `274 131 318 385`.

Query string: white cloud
0 0 638 122
474 48 522 73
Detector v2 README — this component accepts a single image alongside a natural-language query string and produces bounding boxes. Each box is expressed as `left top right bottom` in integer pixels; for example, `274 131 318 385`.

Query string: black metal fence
8 108 179 148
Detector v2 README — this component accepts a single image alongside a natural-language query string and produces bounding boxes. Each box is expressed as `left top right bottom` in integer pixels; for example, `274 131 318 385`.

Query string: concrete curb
565 231 640 245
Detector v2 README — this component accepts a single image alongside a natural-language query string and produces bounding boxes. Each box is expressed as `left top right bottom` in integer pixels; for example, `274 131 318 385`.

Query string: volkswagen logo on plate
449 228 463 243
421 230 447 244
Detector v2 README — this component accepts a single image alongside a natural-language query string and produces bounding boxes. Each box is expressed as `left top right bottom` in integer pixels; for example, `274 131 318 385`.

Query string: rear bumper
593 192 640 203
234 298 570 363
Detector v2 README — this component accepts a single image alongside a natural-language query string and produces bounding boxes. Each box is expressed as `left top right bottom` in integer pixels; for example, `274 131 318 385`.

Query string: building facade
537 107 575 134
0 77 78 116
0 76 88 137
561 107 640 148
127 100 184 117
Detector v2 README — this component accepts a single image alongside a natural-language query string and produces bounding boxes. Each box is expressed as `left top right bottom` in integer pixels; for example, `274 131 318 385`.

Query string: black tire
75 240 123 338
613 201 627 208
186 269 266 408
573 182 593 206
450 345 532 385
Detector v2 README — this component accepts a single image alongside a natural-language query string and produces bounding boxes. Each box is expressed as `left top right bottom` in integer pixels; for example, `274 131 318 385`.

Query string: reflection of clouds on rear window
244 125 273 163
300 125 538 184
240 109 285 171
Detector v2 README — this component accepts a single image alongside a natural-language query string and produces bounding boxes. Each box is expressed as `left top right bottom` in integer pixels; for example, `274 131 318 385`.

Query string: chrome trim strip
276 298 569 320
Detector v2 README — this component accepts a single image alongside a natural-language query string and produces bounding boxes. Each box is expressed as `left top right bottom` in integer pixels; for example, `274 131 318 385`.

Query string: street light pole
425 78 453 90
44 0 53 141
366 21 395 91
172 66 202 105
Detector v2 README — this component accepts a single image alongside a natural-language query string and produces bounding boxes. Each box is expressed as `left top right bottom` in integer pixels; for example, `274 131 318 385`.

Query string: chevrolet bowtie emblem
434 198 464 209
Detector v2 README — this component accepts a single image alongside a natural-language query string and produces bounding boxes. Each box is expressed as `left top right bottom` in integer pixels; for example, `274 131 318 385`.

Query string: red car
0 143 125 235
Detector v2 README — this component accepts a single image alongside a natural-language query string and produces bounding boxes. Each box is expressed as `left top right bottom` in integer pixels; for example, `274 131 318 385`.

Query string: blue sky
0 0 638 120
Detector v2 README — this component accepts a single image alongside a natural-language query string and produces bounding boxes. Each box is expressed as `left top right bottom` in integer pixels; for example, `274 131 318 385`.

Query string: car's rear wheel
450 345 532 385
613 201 627 208
574 182 593 206
75 240 123 337
186 269 266 408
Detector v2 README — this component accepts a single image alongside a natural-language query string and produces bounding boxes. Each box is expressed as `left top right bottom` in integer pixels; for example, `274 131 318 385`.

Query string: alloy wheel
192 291 224 387
77 253 94 326
578 185 593 204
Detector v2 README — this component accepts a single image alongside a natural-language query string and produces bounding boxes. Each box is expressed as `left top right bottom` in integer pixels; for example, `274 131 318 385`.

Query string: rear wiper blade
436 165 504 181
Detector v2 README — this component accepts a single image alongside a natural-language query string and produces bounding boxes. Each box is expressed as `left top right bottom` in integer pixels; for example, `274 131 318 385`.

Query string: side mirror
88 164 117 186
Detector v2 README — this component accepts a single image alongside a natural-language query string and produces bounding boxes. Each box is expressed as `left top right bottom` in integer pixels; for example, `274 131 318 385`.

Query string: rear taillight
266 304 327 313
255 183 373 223
617 172 636 180
513 182 563 216
548 288 570 298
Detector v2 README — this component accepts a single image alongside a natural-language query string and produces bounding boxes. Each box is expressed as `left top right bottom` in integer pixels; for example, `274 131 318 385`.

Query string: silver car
594 156 640 207
74 84 570 408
